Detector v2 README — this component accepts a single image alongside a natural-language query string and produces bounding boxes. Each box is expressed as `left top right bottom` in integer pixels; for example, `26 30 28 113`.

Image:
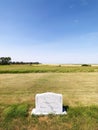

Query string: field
0 64 98 73
0 65 98 130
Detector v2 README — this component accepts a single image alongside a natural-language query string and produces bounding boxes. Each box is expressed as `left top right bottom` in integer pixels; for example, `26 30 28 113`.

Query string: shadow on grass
63 105 69 112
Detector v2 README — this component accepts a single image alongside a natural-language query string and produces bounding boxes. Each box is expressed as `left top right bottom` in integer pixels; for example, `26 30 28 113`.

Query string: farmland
0 65 98 130
0 64 98 73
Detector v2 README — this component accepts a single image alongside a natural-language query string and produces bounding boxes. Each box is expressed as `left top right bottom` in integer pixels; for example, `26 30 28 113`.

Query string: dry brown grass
0 73 98 106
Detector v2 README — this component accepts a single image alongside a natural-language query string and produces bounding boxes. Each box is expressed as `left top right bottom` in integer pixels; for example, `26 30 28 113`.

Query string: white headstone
31 92 67 115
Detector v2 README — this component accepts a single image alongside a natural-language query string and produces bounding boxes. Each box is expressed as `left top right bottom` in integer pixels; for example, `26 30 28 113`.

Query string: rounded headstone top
36 92 62 97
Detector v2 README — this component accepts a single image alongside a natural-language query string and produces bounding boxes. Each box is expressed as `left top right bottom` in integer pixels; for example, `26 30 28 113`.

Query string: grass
3 103 29 120
0 64 98 73
0 73 98 106
0 65 98 129
0 105 98 130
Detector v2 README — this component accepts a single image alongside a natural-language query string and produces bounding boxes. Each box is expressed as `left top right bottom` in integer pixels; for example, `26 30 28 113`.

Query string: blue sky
0 0 98 64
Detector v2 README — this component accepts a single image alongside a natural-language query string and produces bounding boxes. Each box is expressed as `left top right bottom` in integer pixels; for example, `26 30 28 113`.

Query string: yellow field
0 73 98 106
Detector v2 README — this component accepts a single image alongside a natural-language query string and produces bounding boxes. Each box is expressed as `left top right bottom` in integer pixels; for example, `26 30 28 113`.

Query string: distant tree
0 57 11 65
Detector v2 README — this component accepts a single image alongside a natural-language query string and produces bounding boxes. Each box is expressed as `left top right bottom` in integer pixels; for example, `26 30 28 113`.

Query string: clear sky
0 0 98 64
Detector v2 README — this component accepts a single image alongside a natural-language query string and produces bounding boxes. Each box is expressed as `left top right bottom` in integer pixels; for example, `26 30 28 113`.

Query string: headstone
31 92 67 115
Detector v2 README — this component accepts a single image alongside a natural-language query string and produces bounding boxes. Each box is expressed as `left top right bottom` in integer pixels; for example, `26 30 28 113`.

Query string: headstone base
31 108 67 115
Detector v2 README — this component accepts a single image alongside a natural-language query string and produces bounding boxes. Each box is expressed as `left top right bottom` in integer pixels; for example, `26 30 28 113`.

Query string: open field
0 64 98 73
0 73 98 106
0 72 98 130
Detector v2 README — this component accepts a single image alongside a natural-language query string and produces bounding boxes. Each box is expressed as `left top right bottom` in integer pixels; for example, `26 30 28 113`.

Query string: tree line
0 57 40 65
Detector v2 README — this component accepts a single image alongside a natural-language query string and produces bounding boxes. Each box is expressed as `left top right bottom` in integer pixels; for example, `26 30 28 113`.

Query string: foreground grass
0 64 98 73
0 72 98 129
0 104 98 130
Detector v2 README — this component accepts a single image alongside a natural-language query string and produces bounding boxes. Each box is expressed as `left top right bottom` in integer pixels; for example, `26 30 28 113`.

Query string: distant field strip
0 73 98 106
0 64 98 73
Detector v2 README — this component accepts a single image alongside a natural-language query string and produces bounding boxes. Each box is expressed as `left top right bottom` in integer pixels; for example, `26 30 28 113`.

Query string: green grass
3 103 29 120
0 64 98 73
0 104 98 130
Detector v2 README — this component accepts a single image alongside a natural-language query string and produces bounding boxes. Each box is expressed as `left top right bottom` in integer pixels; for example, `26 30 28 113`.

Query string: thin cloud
69 4 75 9
74 19 79 23
80 0 88 6
80 32 98 42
